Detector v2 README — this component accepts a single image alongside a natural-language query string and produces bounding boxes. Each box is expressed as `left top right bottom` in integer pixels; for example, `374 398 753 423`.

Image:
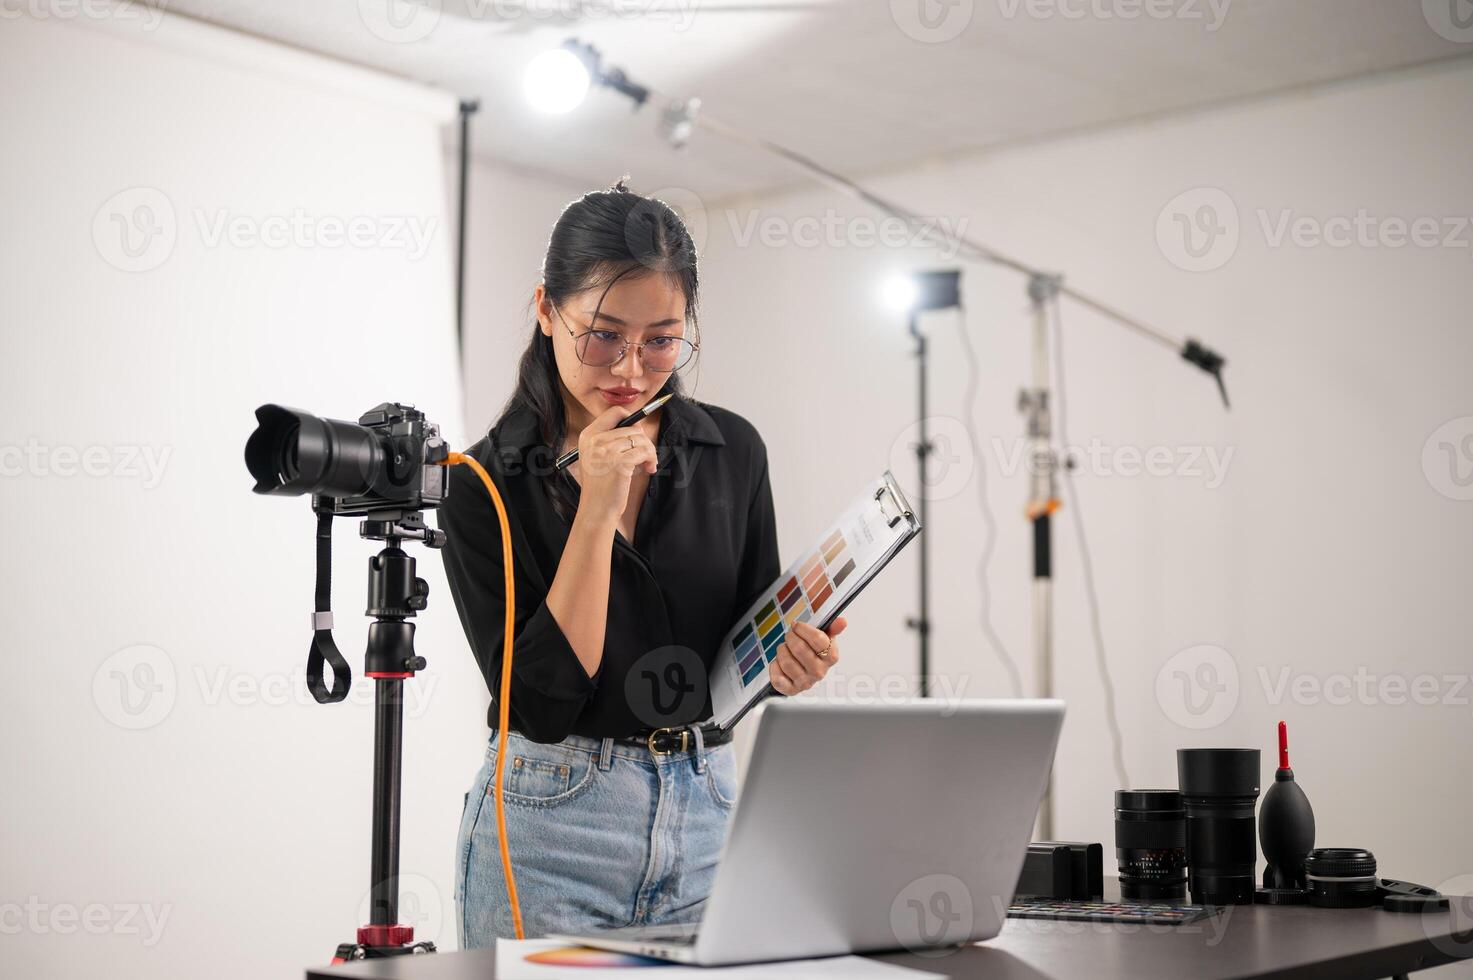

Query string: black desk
308 887 1473 980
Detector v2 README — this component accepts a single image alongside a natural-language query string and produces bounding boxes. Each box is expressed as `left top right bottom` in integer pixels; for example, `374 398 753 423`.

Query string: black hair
498 178 701 522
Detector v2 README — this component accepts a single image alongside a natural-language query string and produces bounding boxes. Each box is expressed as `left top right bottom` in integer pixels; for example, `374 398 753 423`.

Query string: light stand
899 270 962 700
1020 273 1062 837
455 99 479 360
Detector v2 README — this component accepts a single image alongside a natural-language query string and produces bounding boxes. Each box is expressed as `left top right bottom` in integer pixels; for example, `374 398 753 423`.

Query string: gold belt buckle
646 727 689 756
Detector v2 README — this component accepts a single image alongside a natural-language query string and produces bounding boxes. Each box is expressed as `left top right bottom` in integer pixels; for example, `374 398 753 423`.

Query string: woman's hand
769 617 847 696
570 406 659 528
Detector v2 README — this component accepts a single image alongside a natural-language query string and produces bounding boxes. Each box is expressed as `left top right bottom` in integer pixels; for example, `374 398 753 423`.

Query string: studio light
523 40 649 116
881 275 919 313
885 269 961 314
523 45 591 114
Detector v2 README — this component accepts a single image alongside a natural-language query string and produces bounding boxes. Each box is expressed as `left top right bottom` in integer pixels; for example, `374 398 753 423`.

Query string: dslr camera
245 401 448 516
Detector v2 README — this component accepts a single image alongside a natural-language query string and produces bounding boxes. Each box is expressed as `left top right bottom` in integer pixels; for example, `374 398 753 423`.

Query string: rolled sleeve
437 457 596 743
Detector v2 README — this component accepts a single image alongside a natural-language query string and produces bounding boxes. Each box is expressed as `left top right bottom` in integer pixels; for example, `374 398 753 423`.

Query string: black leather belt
628 724 733 756
499 725 733 756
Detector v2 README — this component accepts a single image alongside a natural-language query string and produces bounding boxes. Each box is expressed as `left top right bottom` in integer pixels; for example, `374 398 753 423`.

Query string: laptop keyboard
587 924 699 945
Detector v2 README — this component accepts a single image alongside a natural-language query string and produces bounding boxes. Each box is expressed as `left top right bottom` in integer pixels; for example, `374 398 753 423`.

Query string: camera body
246 401 449 516
315 403 448 517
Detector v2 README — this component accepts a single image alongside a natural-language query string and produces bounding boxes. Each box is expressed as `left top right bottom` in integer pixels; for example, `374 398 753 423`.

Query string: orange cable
442 452 525 940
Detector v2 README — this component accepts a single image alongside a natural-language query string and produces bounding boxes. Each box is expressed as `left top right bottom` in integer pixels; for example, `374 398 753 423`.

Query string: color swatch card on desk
708 470 921 732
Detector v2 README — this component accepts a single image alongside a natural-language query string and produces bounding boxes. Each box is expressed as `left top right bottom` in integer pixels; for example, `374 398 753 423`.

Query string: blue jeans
455 729 737 948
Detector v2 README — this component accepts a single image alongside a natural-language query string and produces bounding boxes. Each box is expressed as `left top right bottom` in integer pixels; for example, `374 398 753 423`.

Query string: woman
439 181 849 948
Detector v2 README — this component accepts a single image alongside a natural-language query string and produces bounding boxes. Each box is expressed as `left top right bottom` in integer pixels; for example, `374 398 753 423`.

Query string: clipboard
707 469 922 733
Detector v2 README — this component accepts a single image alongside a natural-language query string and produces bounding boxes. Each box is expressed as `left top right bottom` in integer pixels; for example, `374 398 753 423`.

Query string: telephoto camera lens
1305 848 1379 908
1177 748 1261 905
1115 790 1188 901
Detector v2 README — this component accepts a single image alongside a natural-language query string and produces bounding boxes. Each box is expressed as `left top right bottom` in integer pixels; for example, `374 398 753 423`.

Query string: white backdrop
0 9 484 978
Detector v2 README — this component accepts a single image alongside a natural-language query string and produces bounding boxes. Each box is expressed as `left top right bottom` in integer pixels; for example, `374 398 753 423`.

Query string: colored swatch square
761 621 784 652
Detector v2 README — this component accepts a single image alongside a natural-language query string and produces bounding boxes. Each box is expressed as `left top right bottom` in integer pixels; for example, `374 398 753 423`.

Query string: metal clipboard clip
874 471 917 530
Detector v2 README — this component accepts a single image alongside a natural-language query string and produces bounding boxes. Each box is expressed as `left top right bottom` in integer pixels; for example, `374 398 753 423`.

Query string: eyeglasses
555 306 699 373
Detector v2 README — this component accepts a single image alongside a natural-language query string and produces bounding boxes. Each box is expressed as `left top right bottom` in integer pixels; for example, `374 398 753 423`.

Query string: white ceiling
155 0 1471 201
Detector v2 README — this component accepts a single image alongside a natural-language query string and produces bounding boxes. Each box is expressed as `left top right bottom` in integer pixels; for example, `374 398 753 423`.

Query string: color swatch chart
729 527 859 688
708 470 920 731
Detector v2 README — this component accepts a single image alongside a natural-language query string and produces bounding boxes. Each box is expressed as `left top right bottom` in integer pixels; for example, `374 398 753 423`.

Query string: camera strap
308 510 352 703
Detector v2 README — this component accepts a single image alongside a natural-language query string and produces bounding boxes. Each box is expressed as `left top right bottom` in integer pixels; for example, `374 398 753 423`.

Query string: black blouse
437 391 780 743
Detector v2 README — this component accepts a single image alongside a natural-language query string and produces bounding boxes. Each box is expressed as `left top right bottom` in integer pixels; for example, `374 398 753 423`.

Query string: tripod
330 510 444 964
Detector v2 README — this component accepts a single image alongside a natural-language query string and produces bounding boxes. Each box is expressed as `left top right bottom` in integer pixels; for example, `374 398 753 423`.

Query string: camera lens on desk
1115 789 1188 901
1177 748 1261 906
1305 848 1379 908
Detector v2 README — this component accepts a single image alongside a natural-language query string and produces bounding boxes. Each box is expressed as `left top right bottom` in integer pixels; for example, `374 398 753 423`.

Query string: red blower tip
1277 720 1290 771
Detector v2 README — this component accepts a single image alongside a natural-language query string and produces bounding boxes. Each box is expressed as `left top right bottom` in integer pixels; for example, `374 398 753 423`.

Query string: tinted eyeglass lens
577 332 694 371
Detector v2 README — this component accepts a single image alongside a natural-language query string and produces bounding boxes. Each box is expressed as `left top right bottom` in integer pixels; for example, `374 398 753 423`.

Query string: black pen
554 392 673 471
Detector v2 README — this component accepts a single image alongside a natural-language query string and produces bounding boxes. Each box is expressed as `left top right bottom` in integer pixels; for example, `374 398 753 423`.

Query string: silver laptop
549 697 1064 965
